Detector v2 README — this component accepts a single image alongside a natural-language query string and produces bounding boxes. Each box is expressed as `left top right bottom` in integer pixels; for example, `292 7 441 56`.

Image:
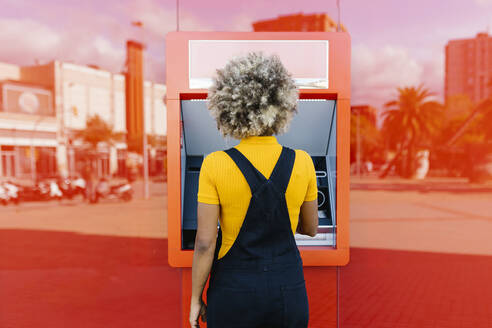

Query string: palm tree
444 98 492 147
379 85 442 178
440 97 492 182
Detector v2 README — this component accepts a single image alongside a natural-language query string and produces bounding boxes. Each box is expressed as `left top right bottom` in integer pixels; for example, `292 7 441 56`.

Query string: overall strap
224 147 267 193
268 147 296 194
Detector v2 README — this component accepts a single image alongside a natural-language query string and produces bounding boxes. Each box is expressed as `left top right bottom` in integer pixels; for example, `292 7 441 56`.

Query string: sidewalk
130 180 167 199
350 175 492 193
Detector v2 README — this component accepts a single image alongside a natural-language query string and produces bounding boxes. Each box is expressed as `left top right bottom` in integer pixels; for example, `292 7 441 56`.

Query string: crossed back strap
224 146 295 194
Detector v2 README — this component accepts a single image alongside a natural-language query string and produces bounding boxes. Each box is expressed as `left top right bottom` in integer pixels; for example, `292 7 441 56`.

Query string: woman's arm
297 199 318 237
190 202 220 326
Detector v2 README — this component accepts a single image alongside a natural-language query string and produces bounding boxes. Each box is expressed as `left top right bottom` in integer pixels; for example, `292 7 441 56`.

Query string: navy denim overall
206 146 309 328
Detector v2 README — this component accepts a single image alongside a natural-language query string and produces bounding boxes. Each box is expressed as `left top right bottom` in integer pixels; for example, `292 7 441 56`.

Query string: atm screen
180 99 337 249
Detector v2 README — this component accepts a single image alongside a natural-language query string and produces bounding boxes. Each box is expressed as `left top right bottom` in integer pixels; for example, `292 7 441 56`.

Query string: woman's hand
189 298 207 327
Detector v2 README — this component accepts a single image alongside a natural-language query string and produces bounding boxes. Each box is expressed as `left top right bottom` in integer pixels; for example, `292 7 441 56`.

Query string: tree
379 85 442 178
73 114 120 181
127 133 166 154
76 114 118 149
350 112 384 166
429 95 474 176
438 97 492 181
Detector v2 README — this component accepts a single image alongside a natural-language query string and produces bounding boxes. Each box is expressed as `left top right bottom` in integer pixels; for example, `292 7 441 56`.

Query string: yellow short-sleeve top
197 136 318 259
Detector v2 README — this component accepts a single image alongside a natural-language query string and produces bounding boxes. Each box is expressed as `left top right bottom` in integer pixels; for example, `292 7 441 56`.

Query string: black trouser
207 259 309 328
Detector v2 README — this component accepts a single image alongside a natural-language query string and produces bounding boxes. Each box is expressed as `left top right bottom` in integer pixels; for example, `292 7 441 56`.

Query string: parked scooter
3 181 20 205
49 180 63 201
72 177 87 198
0 184 8 206
95 178 133 203
15 181 50 202
58 178 76 200
112 183 133 202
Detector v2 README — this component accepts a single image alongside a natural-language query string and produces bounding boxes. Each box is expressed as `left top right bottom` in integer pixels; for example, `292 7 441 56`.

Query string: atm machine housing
166 31 350 328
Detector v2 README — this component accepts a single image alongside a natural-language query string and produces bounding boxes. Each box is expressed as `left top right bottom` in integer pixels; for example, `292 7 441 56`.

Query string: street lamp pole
31 116 44 183
66 82 75 178
143 110 149 199
336 0 341 32
356 110 361 178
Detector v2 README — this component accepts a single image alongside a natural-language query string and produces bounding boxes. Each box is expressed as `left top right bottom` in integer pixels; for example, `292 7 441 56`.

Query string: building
252 12 347 32
0 60 166 181
445 32 492 104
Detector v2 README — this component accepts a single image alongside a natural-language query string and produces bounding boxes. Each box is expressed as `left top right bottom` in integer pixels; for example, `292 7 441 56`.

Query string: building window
1 146 16 177
480 76 485 99
97 152 110 177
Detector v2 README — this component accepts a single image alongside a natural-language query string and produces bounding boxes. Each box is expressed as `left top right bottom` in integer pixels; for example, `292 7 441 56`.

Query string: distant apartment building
252 12 347 32
0 60 166 181
445 32 492 104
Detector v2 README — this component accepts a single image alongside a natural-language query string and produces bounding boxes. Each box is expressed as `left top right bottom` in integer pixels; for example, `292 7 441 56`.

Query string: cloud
420 50 444 100
0 18 61 64
125 1 178 39
228 14 255 31
0 1 256 84
125 0 213 35
0 17 126 73
352 44 426 109
475 0 492 6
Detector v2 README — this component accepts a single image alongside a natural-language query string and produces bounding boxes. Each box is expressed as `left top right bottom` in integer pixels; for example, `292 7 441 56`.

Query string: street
350 187 492 255
0 190 168 240
1 181 491 327
3 180 492 255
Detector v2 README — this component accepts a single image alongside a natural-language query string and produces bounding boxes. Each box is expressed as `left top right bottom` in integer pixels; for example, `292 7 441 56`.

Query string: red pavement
0 229 180 328
341 248 492 328
1 229 492 327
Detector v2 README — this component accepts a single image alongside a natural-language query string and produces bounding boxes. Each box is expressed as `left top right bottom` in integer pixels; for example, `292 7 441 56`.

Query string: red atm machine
166 32 350 327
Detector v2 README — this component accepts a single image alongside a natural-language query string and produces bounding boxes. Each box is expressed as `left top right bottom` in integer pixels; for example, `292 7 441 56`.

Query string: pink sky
1 0 492 110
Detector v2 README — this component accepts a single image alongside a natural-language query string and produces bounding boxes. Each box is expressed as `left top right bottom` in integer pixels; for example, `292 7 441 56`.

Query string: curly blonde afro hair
207 52 298 139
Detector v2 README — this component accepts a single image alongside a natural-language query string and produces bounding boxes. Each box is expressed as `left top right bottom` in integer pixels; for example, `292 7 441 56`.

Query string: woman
189 52 318 328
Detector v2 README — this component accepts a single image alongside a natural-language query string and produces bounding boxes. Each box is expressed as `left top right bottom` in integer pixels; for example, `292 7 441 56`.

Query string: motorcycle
95 179 133 203
3 181 20 205
49 180 63 201
72 177 87 199
58 178 76 200
112 183 133 202
0 185 9 206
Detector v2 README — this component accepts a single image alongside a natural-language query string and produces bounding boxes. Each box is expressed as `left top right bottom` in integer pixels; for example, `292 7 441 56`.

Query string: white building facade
0 61 166 181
